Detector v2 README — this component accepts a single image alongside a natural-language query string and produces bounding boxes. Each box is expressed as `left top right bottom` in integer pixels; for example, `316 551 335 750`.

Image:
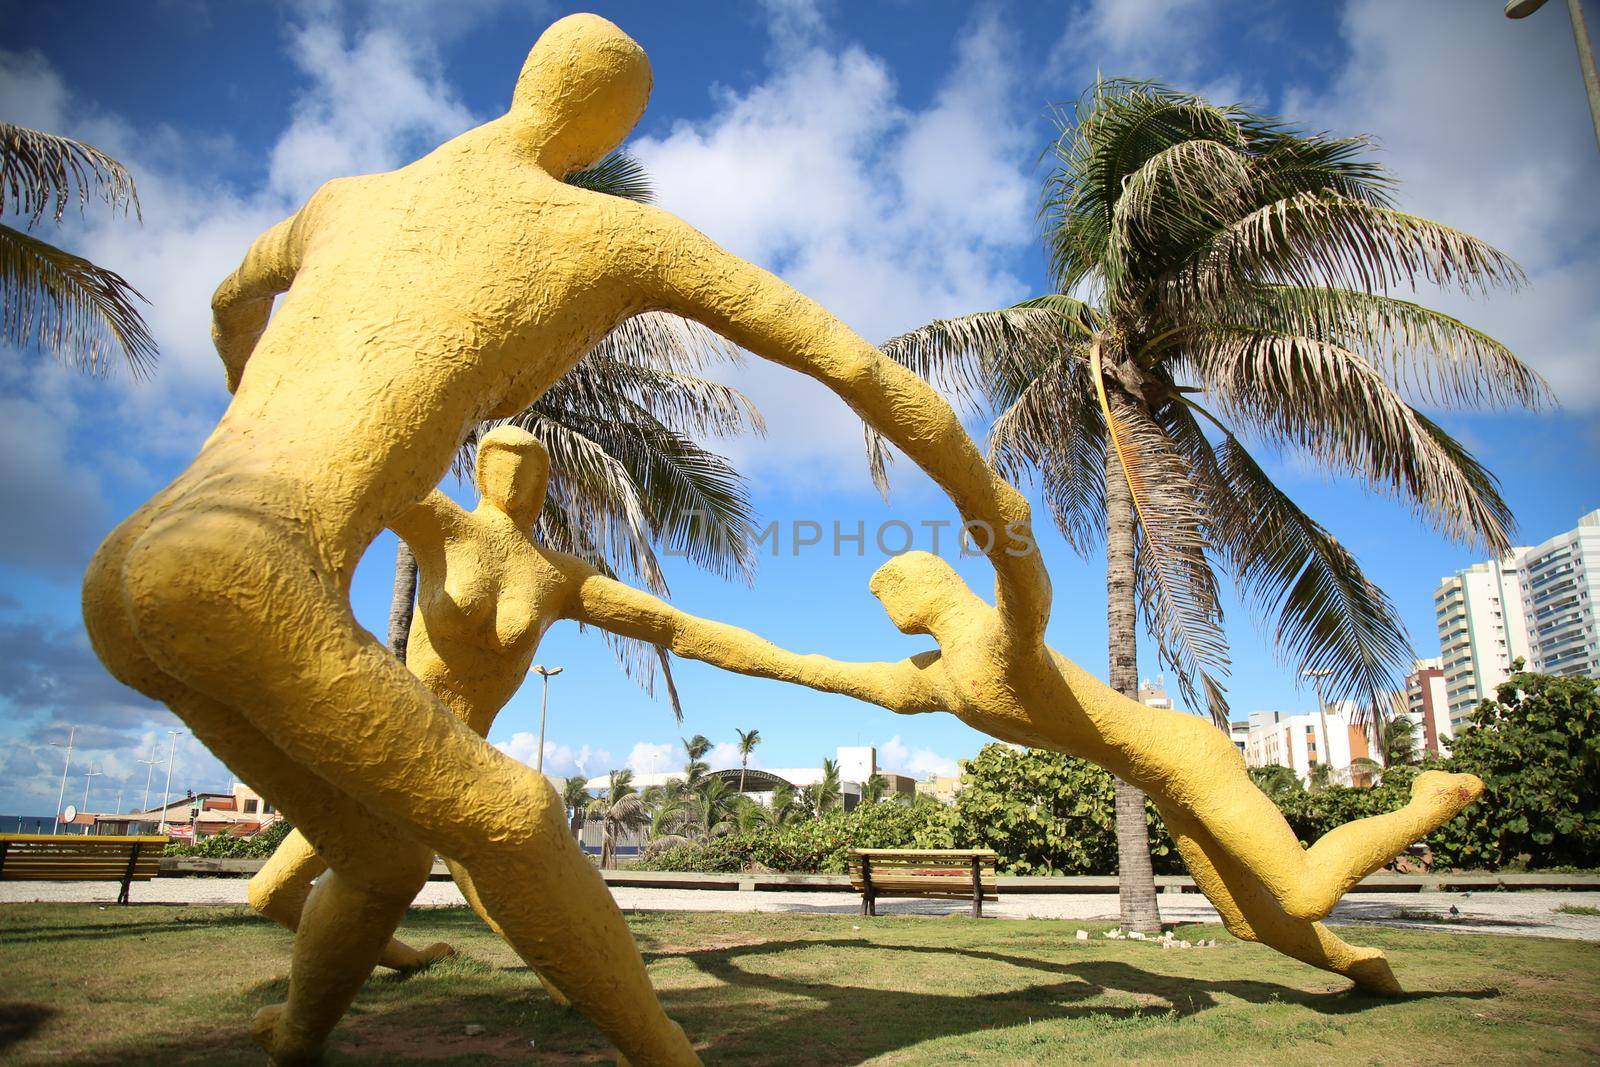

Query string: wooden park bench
848 848 998 917
0 834 169 904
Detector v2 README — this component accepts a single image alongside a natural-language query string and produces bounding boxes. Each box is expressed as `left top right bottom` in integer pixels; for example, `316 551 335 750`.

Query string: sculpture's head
510 13 652 175
476 425 550 525
868 551 973 642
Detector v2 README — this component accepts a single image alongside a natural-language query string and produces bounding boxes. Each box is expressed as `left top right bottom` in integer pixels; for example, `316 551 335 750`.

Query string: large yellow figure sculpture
80 13 1040 1064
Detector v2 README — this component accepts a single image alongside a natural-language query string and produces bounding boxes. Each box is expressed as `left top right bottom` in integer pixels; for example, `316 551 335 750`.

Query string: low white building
1243 704 1377 786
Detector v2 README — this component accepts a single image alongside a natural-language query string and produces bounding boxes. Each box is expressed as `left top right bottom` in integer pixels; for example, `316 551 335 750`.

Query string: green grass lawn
1 904 1597 1065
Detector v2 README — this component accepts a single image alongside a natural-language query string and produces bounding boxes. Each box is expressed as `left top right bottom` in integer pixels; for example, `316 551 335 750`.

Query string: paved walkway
4 879 1599 941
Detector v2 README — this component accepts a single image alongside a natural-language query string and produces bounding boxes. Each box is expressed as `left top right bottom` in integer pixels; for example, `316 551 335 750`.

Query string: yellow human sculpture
598 546 1482 996
80 12 1044 1064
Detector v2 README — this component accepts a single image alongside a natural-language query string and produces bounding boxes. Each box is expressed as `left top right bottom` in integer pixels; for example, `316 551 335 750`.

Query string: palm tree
861 772 889 805
1307 762 1335 793
802 758 842 817
387 151 765 709
873 81 1545 932
560 775 590 839
768 781 801 825
680 734 713 791
586 769 649 868
2 122 156 375
1380 715 1421 767
734 728 761 794
1247 764 1302 801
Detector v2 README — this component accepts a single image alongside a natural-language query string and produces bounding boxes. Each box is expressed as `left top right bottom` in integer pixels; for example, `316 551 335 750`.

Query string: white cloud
631 8 1036 492
624 741 678 774
493 732 610 777
877 733 958 778
1283 0 1600 410
707 741 762 771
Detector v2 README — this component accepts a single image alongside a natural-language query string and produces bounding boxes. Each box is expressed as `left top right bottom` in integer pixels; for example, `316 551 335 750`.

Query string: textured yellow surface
80 10 1479 1063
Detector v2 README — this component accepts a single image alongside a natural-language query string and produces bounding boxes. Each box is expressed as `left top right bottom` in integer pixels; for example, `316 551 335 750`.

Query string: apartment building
1519 509 1600 681
1243 705 1374 785
1404 657 1454 755
1433 553 1532 729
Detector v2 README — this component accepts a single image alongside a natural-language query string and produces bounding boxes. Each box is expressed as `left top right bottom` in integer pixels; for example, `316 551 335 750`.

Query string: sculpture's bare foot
390 941 456 973
1408 770 1484 828
1341 948 1403 997
249 1004 320 1066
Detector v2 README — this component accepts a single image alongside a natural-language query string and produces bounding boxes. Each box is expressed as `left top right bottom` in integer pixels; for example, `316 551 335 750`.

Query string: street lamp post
80 764 103 835
157 730 182 835
138 748 163 829
1301 668 1337 783
49 725 76 835
1507 0 1600 151
532 665 563 776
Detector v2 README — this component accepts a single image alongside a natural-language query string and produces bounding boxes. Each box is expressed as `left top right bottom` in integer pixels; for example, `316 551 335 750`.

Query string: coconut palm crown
874 80 1549 724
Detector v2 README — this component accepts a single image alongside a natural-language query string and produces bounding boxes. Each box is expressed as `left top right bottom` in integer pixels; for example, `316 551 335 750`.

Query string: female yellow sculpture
596 547 1481 995
81 13 1035 1064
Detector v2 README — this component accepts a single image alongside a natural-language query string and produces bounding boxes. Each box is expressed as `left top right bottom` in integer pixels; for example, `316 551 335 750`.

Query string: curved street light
1506 0 1600 150
532 665 564 776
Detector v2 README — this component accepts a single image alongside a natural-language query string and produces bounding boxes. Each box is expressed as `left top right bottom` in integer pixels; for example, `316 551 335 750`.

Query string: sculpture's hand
559 558 948 715
210 213 308 393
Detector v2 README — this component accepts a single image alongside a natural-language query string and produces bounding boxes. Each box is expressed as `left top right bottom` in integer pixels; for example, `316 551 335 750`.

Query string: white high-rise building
1433 552 1533 730
1519 510 1600 681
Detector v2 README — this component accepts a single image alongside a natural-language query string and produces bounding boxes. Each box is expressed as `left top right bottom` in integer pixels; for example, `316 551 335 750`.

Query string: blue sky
1 0 1596 817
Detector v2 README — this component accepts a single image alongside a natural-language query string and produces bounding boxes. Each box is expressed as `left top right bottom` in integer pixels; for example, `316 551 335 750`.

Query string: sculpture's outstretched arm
559 558 950 716
386 490 467 560
210 212 309 392
630 207 1053 645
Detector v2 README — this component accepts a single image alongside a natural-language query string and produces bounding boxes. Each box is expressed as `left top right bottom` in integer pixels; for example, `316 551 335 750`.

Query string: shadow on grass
659 938 1500 1064
11 928 1504 1066
0 1002 56 1055
0 911 265 945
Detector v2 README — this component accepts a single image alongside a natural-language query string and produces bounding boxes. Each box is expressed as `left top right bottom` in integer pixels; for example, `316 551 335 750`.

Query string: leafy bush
166 818 294 859
944 744 1181 875
1426 667 1600 869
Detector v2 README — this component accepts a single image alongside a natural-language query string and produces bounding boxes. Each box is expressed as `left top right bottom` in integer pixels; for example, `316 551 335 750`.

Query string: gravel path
4 879 1598 941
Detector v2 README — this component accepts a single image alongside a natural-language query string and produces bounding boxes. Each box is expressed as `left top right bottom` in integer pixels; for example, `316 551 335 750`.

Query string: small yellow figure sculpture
248 426 757 993
81 13 1035 1063
598 548 1481 995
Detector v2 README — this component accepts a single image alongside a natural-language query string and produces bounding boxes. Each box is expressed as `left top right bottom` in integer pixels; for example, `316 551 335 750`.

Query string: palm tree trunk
739 758 748 795
387 539 418 660
1105 445 1162 934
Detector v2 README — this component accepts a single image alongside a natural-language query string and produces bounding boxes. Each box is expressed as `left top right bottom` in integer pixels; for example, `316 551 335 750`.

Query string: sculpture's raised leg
1161 807 1402 995
251 829 456 972
1178 768 1483 923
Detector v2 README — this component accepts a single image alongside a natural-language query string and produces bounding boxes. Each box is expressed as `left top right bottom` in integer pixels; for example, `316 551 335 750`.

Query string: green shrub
166 818 295 859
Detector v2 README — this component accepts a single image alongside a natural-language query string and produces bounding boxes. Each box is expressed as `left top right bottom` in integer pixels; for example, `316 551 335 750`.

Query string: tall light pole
49 725 76 835
80 764 103 835
532 665 563 776
158 730 182 834
138 748 163 827
1302 668 1337 782
1507 0 1600 151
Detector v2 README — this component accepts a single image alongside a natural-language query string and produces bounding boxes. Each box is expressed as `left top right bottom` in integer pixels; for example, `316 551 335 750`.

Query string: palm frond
1168 192 1524 308
1210 432 1412 705
1187 327 1517 554
1213 285 1550 410
1 122 140 225
564 149 653 203
0 222 156 376
870 302 1083 494
988 345 1105 555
